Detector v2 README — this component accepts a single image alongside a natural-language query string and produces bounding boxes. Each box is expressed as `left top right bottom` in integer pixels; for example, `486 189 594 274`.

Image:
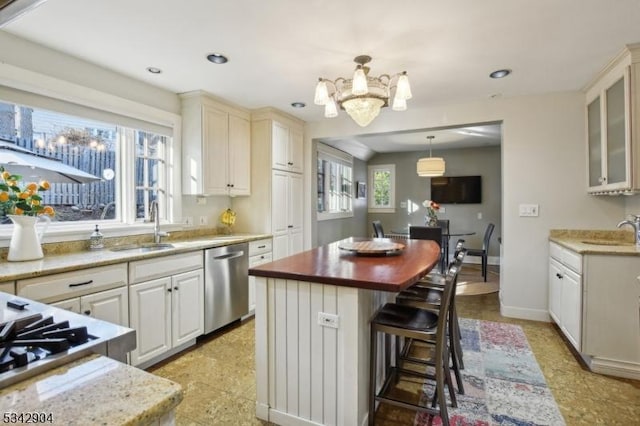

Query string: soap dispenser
89 224 104 250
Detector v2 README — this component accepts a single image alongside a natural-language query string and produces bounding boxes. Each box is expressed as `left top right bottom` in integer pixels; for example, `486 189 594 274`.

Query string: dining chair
437 219 450 265
372 220 385 238
409 225 444 272
466 223 495 281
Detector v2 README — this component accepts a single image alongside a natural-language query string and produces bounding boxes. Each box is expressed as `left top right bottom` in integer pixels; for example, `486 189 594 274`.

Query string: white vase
7 214 50 262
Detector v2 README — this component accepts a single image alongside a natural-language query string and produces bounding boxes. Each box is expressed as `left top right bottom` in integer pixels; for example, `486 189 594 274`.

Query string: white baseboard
268 409 325 426
255 402 269 421
500 303 551 322
588 357 640 380
461 255 500 266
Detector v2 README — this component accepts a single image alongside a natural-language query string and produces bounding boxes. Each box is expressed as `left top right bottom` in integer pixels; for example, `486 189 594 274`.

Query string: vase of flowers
0 167 55 261
423 199 440 227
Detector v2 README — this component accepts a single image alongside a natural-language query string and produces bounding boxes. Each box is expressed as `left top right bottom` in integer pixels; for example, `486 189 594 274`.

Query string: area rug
414 319 565 426
456 265 499 296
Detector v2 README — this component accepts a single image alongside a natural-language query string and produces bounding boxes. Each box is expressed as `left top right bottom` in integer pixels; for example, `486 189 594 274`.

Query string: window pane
135 131 166 220
0 101 117 224
373 170 391 207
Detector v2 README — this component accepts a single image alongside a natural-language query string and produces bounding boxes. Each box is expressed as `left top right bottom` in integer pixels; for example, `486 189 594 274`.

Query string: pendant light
417 136 445 177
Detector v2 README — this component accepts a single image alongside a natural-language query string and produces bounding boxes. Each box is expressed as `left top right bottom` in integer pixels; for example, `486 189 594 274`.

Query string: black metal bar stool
369 265 459 426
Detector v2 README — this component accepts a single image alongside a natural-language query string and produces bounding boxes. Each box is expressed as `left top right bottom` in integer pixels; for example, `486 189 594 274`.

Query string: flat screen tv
430 175 482 204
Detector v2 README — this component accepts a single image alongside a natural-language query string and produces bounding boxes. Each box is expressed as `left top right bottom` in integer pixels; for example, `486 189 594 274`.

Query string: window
317 143 353 220
0 100 171 228
368 164 396 213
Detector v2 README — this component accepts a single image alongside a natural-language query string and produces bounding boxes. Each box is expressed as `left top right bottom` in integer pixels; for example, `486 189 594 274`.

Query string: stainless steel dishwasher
204 242 249 334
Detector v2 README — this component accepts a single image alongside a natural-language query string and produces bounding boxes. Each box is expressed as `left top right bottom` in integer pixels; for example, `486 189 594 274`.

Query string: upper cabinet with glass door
584 44 640 194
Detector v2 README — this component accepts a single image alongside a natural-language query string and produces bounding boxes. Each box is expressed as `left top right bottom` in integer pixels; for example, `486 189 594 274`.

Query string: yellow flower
0 166 54 217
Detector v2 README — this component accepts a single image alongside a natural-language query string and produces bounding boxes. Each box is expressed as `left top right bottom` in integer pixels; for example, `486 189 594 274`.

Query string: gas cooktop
0 291 136 388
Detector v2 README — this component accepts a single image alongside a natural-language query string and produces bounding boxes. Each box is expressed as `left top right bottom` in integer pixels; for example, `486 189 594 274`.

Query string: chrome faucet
149 200 169 244
617 214 640 247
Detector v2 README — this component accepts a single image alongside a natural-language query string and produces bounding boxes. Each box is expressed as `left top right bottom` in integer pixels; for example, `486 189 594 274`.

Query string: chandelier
314 55 412 127
417 136 445 177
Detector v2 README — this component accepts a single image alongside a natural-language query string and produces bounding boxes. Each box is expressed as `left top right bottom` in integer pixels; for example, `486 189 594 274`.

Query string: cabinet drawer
563 249 582 274
549 242 563 261
17 263 127 303
249 238 272 256
129 251 203 284
250 252 273 267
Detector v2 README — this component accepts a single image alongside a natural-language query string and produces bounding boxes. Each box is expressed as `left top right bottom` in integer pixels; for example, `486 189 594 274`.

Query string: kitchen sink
110 243 175 253
580 240 633 246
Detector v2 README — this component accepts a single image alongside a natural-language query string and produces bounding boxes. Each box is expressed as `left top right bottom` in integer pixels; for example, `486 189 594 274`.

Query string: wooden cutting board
338 240 405 255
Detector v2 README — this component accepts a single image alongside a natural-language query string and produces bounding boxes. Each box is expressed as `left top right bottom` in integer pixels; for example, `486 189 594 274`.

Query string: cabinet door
0 282 15 295
605 77 627 185
272 234 289 261
548 258 563 324
289 172 303 232
272 170 289 235
50 297 81 314
562 268 582 351
289 127 304 173
289 229 304 257
172 269 204 347
129 277 172 366
272 121 290 171
587 97 603 188
249 253 272 313
228 114 251 195
81 287 129 327
203 105 229 194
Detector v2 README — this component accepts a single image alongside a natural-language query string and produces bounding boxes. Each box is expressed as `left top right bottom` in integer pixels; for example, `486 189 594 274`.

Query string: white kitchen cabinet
50 286 129 327
0 282 15 295
585 44 640 194
272 170 303 260
232 108 306 256
272 120 304 173
128 253 204 367
548 243 583 350
181 91 251 196
248 238 273 314
17 263 129 326
549 241 640 379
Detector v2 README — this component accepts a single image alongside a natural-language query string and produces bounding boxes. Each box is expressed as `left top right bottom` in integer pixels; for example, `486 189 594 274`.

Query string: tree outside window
368 164 396 213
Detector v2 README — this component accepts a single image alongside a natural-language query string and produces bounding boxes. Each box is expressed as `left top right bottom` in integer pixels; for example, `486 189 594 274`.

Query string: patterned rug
414 319 565 426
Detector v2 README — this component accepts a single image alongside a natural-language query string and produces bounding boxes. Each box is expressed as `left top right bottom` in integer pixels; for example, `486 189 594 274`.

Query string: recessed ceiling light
291 102 306 108
490 69 511 79
146 67 162 74
206 53 228 64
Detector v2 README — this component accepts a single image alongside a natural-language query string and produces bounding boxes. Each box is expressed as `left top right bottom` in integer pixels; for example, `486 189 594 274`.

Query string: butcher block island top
249 237 440 292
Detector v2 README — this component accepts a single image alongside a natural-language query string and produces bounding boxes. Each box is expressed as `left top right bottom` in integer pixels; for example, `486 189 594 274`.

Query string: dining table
388 228 476 272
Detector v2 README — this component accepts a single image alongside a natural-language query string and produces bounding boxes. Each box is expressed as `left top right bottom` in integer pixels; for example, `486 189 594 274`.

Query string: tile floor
149 267 640 425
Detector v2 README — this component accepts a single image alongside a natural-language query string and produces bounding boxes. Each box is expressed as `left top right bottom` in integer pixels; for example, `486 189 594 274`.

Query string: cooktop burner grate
0 313 95 374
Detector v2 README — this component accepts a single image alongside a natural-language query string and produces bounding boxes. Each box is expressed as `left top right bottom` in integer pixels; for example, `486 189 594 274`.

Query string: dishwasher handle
211 250 245 261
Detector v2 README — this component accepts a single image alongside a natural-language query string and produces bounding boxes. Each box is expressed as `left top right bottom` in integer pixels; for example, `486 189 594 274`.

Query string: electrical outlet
318 312 339 329
196 197 207 205
439 206 446 214
199 216 208 226
477 212 483 220
184 216 193 226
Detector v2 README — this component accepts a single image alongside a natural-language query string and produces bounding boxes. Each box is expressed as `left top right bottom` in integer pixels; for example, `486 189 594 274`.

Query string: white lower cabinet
549 241 640 379
129 268 204 367
248 238 273 314
0 282 15 295
50 286 129 327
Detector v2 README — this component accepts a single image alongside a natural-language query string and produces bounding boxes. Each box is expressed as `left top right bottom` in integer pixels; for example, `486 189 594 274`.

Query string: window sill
317 211 354 221
368 208 396 214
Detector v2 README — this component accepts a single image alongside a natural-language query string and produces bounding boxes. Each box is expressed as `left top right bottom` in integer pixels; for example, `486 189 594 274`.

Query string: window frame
368 164 396 213
316 143 354 221
0 67 181 243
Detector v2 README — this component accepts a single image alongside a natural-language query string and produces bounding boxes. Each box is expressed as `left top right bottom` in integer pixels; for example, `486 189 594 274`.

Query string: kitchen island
249 237 440 426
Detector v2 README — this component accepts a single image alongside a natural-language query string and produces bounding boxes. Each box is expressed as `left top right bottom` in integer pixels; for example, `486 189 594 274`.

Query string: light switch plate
318 312 339 329
196 197 207 205
519 204 539 217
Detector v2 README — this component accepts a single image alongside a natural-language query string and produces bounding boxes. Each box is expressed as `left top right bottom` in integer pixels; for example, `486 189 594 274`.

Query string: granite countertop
0 233 271 281
0 354 182 426
249 237 440 292
549 229 639 255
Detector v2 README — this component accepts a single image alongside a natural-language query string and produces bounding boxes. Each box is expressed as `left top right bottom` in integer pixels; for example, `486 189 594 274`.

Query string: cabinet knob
288 225 294 228
174 286 179 291
83 310 91 315
556 273 563 279
168 288 172 292
288 162 293 166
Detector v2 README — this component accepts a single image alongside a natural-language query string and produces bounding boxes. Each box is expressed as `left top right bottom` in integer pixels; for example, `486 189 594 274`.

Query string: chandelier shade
417 136 445 177
314 55 411 127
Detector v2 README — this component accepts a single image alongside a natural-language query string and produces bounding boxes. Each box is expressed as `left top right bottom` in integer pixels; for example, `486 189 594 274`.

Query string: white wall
305 92 628 321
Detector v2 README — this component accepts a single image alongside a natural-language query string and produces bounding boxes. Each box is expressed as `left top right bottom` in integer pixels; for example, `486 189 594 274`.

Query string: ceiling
2 0 640 157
